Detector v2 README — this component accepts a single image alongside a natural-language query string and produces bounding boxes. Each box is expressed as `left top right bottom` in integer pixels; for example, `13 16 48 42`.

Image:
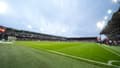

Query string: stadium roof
100 8 120 35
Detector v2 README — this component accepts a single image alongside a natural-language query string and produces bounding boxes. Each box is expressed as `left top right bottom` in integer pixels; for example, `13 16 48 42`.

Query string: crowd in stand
0 26 66 41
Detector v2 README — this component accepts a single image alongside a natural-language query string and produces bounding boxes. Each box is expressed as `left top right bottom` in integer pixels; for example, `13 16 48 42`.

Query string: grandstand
0 25 98 42
66 37 97 42
0 26 66 41
100 8 120 45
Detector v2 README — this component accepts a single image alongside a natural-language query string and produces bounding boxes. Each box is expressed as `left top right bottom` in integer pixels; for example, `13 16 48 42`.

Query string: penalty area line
47 50 112 66
108 60 120 65
98 44 120 57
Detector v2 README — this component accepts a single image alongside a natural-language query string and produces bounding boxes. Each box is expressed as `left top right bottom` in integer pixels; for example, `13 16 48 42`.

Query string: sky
0 0 119 37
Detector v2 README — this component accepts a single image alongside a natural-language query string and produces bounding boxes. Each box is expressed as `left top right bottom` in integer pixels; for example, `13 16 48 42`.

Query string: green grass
112 62 120 66
0 41 120 68
15 41 120 67
108 46 120 54
15 41 120 62
0 43 105 68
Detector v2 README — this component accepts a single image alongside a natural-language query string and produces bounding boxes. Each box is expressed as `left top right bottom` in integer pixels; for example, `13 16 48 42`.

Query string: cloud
27 25 32 29
112 0 118 3
0 0 118 37
52 0 64 9
38 16 70 36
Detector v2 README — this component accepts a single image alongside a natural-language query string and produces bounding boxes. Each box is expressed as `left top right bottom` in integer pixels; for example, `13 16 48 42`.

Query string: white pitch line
47 49 120 67
0 41 13 44
98 44 120 67
98 44 120 57
47 50 110 66
108 60 120 65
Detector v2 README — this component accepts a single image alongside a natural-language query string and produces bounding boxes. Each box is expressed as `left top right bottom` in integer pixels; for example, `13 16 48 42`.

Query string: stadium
0 0 120 68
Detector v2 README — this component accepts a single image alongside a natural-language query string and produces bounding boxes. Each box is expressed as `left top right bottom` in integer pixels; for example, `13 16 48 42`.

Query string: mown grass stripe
99 44 120 57
45 49 118 68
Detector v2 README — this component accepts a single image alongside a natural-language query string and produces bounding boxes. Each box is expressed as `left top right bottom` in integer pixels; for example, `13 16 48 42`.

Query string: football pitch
0 41 120 68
